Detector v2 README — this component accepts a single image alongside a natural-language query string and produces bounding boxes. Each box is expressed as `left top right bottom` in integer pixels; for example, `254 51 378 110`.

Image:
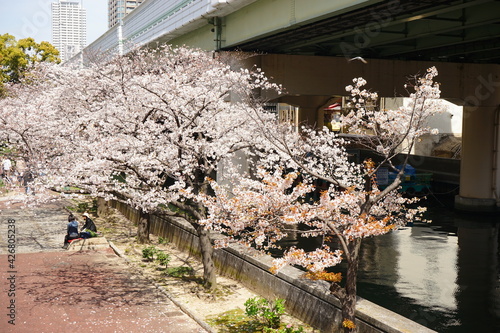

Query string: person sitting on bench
80 212 97 238
63 214 79 249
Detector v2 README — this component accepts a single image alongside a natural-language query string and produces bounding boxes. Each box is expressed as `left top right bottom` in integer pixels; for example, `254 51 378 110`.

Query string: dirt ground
93 201 319 333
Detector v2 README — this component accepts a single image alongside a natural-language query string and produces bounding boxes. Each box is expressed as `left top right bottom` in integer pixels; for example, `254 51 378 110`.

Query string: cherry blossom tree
200 67 443 332
0 63 71 194
0 45 281 289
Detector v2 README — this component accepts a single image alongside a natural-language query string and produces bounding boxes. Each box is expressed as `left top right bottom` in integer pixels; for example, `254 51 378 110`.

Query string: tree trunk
341 239 362 333
137 212 150 244
197 225 217 289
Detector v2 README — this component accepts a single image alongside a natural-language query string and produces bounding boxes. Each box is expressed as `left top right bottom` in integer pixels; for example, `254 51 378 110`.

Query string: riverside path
0 190 208 333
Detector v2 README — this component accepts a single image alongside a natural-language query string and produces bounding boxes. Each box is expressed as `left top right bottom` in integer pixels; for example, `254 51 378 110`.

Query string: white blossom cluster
201 67 442 278
0 45 280 213
342 66 444 158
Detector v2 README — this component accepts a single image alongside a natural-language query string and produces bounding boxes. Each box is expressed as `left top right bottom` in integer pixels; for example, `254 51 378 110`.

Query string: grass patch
207 298 307 333
206 309 257 332
166 266 194 278
66 198 98 214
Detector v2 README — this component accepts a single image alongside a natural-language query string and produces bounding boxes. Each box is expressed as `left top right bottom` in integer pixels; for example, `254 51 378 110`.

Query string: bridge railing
66 0 259 65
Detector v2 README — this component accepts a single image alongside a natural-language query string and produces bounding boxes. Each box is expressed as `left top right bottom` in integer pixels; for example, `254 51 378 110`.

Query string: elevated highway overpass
73 0 500 211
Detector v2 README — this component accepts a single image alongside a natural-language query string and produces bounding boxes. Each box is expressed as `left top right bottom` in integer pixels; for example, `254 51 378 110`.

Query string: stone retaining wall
100 199 435 333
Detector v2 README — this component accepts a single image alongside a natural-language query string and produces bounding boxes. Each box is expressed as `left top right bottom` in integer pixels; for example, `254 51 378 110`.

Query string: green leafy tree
0 34 60 96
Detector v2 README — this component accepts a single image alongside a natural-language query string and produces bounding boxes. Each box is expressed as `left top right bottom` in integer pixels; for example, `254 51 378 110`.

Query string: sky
0 0 108 45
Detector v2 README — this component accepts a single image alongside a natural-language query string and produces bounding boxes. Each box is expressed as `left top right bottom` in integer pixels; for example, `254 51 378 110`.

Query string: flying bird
348 56 368 64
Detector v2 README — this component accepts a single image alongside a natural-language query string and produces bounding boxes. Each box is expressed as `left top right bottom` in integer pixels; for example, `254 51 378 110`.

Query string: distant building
51 0 87 63
108 0 144 28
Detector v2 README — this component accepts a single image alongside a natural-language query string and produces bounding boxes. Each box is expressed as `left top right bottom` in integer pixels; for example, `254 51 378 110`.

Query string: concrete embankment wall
100 199 435 333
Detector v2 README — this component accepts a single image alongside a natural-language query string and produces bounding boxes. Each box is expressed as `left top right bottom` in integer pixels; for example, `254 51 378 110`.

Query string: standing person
63 214 79 249
22 169 34 194
2 157 12 182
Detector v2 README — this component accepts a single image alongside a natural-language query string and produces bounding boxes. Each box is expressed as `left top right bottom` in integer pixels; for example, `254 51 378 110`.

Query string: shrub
156 251 171 267
208 298 306 333
142 245 157 261
244 297 285 329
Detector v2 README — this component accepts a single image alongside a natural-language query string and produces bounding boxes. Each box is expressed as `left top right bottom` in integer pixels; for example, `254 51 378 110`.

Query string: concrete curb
108 240 216 333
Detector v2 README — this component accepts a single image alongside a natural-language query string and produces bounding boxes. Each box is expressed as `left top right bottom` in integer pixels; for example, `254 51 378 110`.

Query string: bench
66 236 110 251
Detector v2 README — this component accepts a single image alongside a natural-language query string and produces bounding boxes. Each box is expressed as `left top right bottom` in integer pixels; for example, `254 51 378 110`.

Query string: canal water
355 195 500 332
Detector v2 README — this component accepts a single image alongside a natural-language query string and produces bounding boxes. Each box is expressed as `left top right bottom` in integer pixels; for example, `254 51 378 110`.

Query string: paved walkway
0 192 208 333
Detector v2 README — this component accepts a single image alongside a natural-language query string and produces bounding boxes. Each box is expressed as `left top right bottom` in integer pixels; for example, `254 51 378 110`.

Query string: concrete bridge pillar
455 106 497 211
455 69 500 212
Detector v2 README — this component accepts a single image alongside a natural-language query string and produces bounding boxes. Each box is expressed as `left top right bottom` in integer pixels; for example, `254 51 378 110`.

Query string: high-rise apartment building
108 0 144 28
51 0 87 63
